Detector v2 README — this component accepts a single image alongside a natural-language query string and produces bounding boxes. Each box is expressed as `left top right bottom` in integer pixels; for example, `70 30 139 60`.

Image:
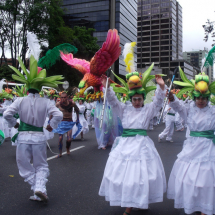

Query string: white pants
86 111 92 126
159 115 175 141
16 142 49 194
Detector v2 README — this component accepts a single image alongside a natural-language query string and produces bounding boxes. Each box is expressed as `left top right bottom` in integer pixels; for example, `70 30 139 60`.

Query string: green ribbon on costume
122 129 147 137
190 130 215 144
167 113 175 116
11 120 43 143
91 109 95 117
79 113 82 114
13 113 19 119
0 113 19 118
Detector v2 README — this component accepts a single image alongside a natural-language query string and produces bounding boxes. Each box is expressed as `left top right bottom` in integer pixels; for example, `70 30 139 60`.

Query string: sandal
124 212 131 215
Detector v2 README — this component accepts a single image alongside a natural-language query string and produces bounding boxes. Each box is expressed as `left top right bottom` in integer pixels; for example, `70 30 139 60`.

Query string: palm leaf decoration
9 55 64 91
38 44 78 69
173 66 195 88
12 85 27 97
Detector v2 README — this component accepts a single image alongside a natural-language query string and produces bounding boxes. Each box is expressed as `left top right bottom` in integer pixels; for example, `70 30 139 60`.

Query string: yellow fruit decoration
195 81 208 94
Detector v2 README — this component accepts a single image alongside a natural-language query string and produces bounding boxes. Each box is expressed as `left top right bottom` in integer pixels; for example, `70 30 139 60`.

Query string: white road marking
47 146 85 161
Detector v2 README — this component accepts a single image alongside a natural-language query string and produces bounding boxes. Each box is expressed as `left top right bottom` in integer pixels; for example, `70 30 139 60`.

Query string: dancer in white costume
167 69 215 215
86 99 93 126
99 42 166 215
3 56 63 202
72 96 89 140
158 104 176 142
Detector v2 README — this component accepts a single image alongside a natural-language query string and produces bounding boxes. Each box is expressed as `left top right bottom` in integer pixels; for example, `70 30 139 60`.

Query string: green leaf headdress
111 42 165 98
8 55 64 92
173 66 214 99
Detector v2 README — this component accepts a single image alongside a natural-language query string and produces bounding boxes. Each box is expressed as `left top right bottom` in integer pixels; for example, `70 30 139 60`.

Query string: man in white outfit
3 55 63 203
158 104 176 142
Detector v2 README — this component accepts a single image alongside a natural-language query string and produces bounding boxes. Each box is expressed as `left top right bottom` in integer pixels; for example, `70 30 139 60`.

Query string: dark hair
28 89 39 94
61 92 68 96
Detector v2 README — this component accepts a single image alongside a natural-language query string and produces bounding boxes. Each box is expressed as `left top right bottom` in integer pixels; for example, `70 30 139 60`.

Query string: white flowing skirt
73 114 89 135
99 135 166 209
167 137 215 215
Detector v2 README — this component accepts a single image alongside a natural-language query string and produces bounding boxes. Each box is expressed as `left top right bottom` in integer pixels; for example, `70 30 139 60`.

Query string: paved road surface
0 124 198 215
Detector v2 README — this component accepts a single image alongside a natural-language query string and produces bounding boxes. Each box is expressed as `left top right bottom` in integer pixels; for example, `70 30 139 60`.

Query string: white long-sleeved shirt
3 93 63 144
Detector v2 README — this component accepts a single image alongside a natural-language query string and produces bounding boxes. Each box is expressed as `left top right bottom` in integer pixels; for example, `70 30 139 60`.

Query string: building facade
137 0 191 80
62 0 137 76
183 48 208 69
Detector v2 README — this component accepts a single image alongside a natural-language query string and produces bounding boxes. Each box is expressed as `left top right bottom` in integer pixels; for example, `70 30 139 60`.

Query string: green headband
128 88 146 98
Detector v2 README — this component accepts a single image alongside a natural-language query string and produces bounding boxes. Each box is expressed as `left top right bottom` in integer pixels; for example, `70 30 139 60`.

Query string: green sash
0 113 19 118
190 130 215 144
12 121 43 143
122 129 147 137
167 113 175 116
13 113 19 119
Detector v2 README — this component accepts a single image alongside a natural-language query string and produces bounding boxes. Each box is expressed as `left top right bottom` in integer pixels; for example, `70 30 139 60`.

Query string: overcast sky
177 0 215 52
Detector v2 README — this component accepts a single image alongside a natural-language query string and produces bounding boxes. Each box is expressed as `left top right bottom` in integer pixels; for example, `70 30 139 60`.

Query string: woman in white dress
167 70 215 215
98 41 167 215
99 74 166 215
73 98 89 140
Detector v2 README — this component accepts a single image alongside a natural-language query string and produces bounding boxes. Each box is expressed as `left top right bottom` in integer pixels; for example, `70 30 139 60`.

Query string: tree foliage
203 17 215 47
46 26 100 88
0 64 14 81
0 0 64 67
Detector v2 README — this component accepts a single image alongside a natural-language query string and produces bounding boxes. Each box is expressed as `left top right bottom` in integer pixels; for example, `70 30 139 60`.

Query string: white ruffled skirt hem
167 158 215 215
99 135 166 208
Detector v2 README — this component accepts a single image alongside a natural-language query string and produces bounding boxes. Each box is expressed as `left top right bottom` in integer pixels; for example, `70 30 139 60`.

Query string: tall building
183 48 208 69
137 0 195 80
62 0 137 76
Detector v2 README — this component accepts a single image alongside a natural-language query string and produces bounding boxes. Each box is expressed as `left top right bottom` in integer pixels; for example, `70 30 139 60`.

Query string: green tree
0 0 65 67
46 26 100 88
0 64 14 81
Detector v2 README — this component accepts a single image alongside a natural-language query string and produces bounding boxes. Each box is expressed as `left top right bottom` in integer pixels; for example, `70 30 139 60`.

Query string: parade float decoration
12 85 27 97
60 29 121 98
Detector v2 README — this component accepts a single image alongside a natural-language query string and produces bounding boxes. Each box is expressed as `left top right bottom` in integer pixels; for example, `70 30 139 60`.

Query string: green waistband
190 130 215 144
0 113 19 118
167 113 175 116
12 121 43 142
13 113 19 119
122 129 147 137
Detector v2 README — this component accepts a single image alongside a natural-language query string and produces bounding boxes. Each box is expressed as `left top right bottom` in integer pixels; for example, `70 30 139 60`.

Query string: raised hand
101 75 110 88
155 75 165 91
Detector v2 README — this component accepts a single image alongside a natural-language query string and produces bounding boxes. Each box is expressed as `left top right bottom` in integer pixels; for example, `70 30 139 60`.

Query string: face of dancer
195 96 208 109
131 94 144 108
60 93 68 104
79 100 83 105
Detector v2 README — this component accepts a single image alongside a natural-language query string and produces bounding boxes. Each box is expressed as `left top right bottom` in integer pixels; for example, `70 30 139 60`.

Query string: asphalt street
0 124 198 215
